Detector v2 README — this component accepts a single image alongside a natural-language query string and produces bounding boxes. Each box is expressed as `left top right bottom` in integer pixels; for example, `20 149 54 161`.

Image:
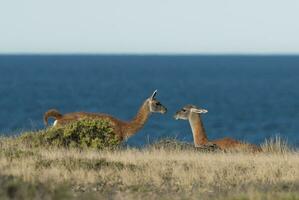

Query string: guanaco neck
189 113 208 146
122 100 151 138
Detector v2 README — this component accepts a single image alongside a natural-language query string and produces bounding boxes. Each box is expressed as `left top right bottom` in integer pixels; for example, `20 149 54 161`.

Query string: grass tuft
148 138 194 150
261 135 292 154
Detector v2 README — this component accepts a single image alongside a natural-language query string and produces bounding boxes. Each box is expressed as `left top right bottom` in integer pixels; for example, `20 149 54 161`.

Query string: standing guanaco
44 90 167 141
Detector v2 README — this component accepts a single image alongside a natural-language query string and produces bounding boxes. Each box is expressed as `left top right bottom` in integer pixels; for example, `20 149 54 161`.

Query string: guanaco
174 105 261 152
44 90 167 141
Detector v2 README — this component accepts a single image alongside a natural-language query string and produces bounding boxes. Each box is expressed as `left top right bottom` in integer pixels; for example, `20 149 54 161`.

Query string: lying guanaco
174 105 261 152
44 90 167 141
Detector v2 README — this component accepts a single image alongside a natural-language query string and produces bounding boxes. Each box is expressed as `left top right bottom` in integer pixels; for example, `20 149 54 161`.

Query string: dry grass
0 136 299 199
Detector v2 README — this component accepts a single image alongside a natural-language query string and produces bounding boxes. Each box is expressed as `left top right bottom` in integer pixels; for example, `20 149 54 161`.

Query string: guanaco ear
190 108 208 114
150 89 158 100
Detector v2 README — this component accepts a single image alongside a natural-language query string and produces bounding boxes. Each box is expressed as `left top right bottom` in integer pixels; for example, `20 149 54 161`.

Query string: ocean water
0 55 299 147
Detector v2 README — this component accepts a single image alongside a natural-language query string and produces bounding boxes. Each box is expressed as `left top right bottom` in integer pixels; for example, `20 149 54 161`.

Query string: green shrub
20 119 120 150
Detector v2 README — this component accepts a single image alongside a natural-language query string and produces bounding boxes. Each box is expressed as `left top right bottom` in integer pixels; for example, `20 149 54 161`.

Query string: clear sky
1 0 299 54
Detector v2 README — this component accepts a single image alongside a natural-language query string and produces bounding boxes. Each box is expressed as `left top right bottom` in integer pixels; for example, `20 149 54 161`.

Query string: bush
20 119 120 150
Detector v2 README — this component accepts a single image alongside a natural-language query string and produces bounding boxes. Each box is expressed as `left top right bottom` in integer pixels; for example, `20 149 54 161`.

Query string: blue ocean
0 55 299 147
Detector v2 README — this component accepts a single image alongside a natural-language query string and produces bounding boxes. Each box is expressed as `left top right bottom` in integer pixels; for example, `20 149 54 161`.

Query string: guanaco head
147 90 167 114
174 104 208 120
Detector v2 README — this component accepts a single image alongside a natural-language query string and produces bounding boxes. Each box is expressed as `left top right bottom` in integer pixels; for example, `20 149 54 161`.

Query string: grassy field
0 136 299 200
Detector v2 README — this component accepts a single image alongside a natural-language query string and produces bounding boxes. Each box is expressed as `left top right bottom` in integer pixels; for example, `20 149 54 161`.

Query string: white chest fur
53 120 57 126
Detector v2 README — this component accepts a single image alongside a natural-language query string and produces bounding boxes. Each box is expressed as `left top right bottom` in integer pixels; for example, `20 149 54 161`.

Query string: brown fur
43 109 63 126
211 138 261 152
43 100 152 141
190 113 261 152
189 113 208 145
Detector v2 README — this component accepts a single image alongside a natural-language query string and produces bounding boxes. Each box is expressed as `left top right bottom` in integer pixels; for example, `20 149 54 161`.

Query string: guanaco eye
182 109 187 112
155 102 161 105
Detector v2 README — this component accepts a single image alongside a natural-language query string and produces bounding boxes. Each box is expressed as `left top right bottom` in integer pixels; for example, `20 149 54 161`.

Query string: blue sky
1 0 299 54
